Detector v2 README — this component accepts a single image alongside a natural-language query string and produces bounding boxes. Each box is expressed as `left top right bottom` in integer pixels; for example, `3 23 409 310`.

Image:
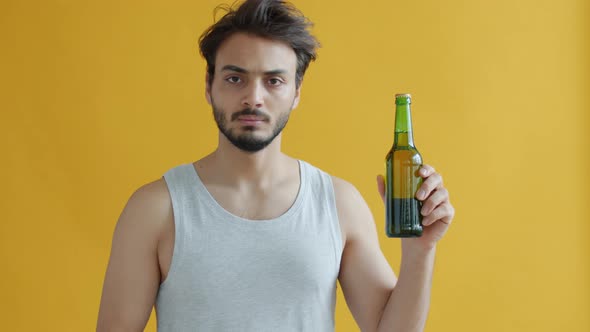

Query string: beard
211 98 292 153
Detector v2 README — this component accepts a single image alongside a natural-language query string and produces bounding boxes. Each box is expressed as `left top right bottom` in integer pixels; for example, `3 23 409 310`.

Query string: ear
291 84 302 110
205 72 212 105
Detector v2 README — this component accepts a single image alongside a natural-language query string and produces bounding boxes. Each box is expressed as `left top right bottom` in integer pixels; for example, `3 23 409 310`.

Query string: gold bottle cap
395 93 412 105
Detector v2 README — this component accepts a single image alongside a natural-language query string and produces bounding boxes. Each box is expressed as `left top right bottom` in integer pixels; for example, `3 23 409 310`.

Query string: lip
237 116 266 125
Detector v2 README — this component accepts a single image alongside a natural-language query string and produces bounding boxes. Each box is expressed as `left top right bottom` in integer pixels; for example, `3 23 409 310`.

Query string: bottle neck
394 103 415 147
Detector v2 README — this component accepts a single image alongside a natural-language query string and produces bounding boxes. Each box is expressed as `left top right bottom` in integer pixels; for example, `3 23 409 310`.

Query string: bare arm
334 176 397 332
376 242 435 332
334 165 453 332
96 179 172 332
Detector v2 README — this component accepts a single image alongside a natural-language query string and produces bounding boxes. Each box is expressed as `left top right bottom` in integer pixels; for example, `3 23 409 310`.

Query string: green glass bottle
385 93 423 237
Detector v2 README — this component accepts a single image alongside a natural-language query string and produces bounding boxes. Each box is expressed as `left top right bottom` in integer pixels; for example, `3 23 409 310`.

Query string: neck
394 103 415 147
201 132 289 186
394 131 415 148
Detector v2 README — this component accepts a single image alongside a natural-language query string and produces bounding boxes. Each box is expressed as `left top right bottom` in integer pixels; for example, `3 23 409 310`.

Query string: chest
160 219 341 311
206 184 300 220
155 218 340 331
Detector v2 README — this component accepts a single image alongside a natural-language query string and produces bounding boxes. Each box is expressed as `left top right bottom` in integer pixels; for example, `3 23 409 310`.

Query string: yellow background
1 0 588 331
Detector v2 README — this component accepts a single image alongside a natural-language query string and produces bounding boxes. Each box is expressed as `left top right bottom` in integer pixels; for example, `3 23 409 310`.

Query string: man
97 0 455 331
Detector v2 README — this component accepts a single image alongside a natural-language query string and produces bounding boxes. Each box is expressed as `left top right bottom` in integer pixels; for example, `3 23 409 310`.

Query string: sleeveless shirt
155 160 343 331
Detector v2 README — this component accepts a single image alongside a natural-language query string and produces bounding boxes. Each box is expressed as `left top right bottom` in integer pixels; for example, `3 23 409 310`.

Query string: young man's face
206 32 300 152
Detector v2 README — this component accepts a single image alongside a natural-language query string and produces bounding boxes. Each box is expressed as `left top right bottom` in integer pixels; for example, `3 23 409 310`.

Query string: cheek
272 87 297 103
211 86 235 106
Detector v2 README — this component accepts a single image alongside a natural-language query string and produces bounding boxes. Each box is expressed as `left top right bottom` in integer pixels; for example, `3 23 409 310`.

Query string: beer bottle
385 93 423 237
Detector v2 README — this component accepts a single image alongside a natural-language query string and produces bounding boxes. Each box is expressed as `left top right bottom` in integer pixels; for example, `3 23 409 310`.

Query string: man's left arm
335 165 454 332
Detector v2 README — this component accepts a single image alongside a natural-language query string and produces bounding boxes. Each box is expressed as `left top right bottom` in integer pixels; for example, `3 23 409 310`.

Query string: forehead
215 32 297 74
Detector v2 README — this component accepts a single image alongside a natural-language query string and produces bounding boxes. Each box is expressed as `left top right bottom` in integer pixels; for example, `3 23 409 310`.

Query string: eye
268 78 284 86
225 76 242 84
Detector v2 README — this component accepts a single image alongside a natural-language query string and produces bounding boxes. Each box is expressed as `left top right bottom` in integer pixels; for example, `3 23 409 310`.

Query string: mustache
231 108 270 121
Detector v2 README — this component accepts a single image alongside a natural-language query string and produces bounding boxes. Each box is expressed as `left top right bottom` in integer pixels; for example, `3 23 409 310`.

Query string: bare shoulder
330 175 376 245
116 177 173 242
131 177 171 211
330 175 369 212
132 177 170 204
97 177 172 331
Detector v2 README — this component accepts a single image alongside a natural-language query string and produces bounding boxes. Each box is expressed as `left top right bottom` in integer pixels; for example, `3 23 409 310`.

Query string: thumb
376 174 385 203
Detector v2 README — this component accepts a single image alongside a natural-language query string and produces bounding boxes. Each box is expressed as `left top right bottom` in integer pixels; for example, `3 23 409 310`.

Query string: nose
242 80 264 109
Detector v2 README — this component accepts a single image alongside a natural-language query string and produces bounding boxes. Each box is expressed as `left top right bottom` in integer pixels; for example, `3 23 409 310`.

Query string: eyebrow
220 65 287 76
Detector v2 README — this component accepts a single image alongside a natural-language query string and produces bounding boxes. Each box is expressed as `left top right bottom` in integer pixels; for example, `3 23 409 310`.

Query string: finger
416 172 443 200
420 188 449 216
376 175 385 202
441 204 455 224
419 164 436 178
422 202 454 226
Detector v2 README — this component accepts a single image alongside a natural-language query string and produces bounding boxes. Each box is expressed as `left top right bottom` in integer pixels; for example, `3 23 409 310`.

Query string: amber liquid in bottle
385 94 423 237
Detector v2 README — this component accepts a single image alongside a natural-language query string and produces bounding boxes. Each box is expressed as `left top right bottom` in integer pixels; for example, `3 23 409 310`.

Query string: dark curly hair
199 0 320 88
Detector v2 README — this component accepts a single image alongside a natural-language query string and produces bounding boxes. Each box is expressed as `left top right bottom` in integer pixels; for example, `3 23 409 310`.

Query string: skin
97 32 454 332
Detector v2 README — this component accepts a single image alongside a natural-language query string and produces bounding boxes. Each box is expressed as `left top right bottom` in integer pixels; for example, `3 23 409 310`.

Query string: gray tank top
155 160 343 331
